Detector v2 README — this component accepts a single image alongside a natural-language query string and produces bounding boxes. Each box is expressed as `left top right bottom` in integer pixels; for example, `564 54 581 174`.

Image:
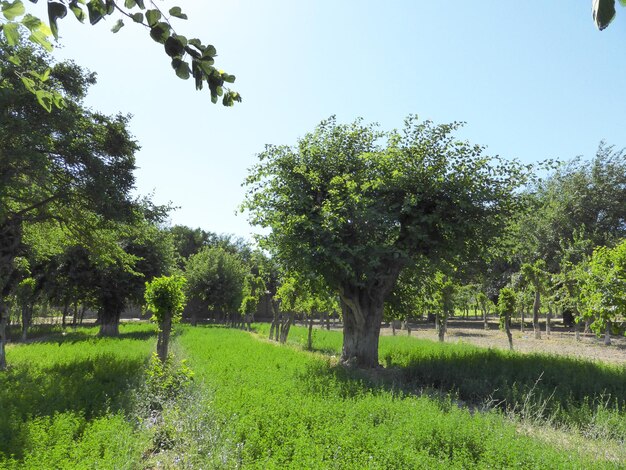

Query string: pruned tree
144 275 187 362
579 239 626 345
498 287 516 350
520 260 549 340
244 116 531 367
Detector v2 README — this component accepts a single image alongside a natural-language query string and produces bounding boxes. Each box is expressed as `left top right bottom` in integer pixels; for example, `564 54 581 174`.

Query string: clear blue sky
35 1 626 240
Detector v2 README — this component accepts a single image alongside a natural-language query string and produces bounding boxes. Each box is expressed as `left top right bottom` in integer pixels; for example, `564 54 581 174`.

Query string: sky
29 1 626 240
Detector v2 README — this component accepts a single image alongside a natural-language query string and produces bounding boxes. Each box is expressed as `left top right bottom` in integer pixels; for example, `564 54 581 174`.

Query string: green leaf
29 29 53 51
2 22 20 45
20 75 36 92
21 13 41 30
222 73 236 84
164 35 184 57
48 0 67 39
2 0 25 21
69 1 85 22
145 8 160 26
35 90 53 112
87 0 105 25
203 44 217 57
130 12 143 22
168 6 187 19
171 58 190 79
111 18 123 33
135 0 145 8
7 54 21 65
149 22 170 43
124 0 136 8
593 0 616 30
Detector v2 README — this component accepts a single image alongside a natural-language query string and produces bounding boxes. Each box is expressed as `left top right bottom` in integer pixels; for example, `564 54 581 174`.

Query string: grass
0 323 157 469
1 322 624 468
179 325 622 468
257 324 626 439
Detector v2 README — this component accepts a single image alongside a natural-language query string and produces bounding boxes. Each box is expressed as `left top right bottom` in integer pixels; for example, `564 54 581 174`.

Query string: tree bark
533 290 541 339
504 313 513 350
520 307 525 332
546 304 552 336
339 289 384 368
279 312 293 344
21 304 32 341
604 321 612 346
436 311 448 342
157 315 172 362
482 307 489 330
307 315 314 350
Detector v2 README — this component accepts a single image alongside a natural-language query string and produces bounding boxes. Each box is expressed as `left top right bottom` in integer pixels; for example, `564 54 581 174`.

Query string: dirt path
378 319 626 366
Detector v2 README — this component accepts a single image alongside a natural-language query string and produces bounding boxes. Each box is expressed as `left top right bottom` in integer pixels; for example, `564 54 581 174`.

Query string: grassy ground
1 323 624 468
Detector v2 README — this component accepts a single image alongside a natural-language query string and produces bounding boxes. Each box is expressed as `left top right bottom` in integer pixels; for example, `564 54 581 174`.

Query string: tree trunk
533 290 541 339
98 308 121 337
391 321 396 336
0 301 8 371
326 311 331 330
436 309 449 342
604 321 611 346
21 304 32 342
546 304 552 336
339 289 384 368
157 315 172 362
520 307 525 332
72 302 78 328
504 313 513 350
269 300 280 341
79 305 86 325
482 307 489 330
279 313 293 344
575 320 580 341
307 315 314 350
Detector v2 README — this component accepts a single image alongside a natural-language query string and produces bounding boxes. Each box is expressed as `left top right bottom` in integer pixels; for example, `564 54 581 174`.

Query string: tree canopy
244 115 533 367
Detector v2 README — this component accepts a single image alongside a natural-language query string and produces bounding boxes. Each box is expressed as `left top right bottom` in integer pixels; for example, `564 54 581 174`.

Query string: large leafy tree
0 0 240 107
0 41 140 368
184 246 247 324
244 116 531 367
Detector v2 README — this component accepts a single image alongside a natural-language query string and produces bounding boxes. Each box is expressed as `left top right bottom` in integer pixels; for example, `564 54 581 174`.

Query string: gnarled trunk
339 288 384 368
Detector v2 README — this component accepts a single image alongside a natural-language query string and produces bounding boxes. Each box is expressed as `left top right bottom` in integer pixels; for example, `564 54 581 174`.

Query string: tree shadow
8 324 157 345
298 345 626 421
0 353 145 460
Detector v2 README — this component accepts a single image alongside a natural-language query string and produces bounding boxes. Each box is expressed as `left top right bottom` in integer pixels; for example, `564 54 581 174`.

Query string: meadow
1 323 625 468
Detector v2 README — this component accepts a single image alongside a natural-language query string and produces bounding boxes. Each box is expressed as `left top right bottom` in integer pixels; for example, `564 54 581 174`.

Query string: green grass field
1 323 624 468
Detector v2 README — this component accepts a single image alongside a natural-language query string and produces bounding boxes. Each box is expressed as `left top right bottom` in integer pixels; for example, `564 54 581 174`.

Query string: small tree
520 260 549 339
498 288 516 350
579 240 626 345
145 275 187 362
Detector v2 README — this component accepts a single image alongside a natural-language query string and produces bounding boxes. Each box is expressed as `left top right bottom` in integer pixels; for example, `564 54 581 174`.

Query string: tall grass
179 325 616 468
0 324 156 468
256 323 626 440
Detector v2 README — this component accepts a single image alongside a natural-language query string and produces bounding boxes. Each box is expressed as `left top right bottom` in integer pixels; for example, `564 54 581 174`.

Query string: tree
498 288 516 350
244 116 531 367
184 246 247 325
144 275 186 362
0 1 240 107
579 239 626 345
0 42 141 368
520 260 549 340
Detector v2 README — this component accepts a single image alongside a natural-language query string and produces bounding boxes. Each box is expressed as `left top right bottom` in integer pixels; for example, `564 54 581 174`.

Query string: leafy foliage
144 275 186 325
0 0 240 107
